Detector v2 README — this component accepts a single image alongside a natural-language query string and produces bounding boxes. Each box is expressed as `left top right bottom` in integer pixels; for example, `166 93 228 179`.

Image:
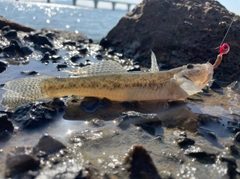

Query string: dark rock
210 80 223 94
0 113 14 141
11 102 57 129
3 29 17 40
63 40 76 46
5 147 40 177
40 45 57 55
174 131 195 148
70 54 82 63
57 63 68 69
2 44 16 56
176 137 195 148
0 16 35 32
219 155 237 178
20 70 39 75
51 98 65 109
41 52 51 63
78 47 88 54
184 146 218 164
99 38 110 49
80 97 111 113
20 46 33 56
2 25 11 32
0 60 8 73
33 134 66 156
33 35 54 47
105 0 240 85
88 38 93 43
95 54 103 60
123 145 161 179
45 32 55 40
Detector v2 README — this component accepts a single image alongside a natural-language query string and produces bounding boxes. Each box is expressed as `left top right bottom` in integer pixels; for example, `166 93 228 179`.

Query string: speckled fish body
2 52 213 108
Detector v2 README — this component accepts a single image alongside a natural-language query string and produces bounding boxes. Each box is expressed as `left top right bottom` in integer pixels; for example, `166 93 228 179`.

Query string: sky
218 0 240 14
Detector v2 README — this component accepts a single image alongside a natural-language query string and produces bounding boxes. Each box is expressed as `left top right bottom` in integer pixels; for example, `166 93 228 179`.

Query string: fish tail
2 76 51 108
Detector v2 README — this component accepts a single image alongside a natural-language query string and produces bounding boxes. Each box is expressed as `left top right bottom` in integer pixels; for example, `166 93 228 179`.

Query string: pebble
0 113 14 141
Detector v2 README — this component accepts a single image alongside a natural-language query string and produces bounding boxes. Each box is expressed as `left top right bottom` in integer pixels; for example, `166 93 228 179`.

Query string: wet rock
95 54 103 60
20 70 39 75
0 113 14 141
41 52 51 63
11 102 57 129
2 44 16 56
33 34 54 47
210 80 223 94
123 145 161 179
70 54 82 63
80 97 111 113
63 40 76 46
99 37 110 49
40 45 57 55
219 155 238 178
174 131 195 148
117 111 159 128
2 25 11 32
5 147 40 177
105 0 240 84
184 145 219 164
57 63 68 70
33 134 66 156
0 60 8 73
87 118 105 127
78 47 88 54
20 46 33 56
3 29 17 40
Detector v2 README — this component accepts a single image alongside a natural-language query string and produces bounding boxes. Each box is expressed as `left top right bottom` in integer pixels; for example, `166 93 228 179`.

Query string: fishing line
218 13 236 47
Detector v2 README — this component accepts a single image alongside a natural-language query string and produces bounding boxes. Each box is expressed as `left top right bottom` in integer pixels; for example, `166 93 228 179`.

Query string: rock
105 0 240 85
11 102 57 129
5 146 40 177
0 60 8 73
62 40 76 46
3 29 17 40
99 37 110 49
20 46 33 56
184 145 219 164
174 131 195 148
33 34 54 47
33 134 66 156
0 113 14 141
40 45 57 55
78 47 88 54
0 16 35 32
2 25 11 32
20 70 39 75
70 54 82 63
2 44 17 56
210 80 223 94
123 145 161 179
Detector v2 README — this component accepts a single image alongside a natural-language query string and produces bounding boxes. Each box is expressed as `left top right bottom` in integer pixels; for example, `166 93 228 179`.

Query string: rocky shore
1 0 240 178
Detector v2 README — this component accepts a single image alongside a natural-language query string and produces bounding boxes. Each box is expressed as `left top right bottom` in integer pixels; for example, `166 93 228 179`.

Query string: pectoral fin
172 78 202 96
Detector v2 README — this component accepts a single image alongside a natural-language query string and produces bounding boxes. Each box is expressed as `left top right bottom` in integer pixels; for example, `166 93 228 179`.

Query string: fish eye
223 45 228 50
187 64 194 69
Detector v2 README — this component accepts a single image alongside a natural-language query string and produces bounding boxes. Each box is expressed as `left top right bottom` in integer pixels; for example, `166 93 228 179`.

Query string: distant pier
45 0 137 11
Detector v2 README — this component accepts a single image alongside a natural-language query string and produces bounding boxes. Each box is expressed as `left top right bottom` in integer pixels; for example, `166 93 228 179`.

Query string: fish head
175 62 214 89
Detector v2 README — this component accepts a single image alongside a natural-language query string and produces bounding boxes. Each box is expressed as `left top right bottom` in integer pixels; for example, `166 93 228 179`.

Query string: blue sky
215 0 239 14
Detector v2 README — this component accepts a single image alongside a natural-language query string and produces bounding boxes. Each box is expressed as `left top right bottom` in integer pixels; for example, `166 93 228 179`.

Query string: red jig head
219 43 230 55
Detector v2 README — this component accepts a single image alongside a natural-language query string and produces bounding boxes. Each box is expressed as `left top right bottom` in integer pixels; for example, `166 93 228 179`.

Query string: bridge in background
45 0 138 11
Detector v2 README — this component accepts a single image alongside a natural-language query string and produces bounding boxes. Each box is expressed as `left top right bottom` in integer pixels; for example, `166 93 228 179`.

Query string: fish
1 51 216 109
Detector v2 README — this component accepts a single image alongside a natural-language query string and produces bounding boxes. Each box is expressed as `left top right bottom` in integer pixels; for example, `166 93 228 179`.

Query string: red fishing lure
219 43 230 55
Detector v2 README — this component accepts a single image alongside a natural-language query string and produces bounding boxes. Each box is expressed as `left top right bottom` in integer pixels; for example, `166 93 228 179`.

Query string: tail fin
2 76 50 108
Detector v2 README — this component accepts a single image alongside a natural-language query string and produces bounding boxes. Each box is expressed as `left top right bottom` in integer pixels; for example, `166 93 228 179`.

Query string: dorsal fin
63 60 127 76
150 50 159 72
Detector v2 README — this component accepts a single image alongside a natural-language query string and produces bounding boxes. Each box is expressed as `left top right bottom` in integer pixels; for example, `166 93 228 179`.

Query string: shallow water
0 0 127 40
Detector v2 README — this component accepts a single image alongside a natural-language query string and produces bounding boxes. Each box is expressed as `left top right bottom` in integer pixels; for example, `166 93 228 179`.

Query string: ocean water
0 0 140 40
